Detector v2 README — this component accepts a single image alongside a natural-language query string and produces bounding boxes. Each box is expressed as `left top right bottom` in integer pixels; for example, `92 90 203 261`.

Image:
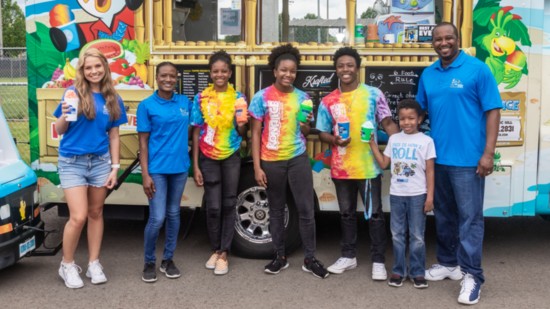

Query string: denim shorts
58 153 112 189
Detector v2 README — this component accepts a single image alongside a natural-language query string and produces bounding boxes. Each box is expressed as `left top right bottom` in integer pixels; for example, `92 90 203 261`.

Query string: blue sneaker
458 274 481 305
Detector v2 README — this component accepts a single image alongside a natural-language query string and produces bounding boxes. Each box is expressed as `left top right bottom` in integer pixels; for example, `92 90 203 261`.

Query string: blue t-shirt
137 91 191 174
416 51 502 167
53 87 128 157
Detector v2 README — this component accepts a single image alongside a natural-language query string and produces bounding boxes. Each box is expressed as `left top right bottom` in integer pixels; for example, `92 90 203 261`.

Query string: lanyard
364 178 373 220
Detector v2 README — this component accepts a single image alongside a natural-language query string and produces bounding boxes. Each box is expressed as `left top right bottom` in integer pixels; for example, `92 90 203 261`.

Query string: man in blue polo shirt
416 22 501 305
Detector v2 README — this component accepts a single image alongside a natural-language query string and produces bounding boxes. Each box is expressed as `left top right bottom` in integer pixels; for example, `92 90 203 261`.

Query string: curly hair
268 44 301 70
397 99 424 117
74 48 120 121
208 50 232 70
333 46 361 68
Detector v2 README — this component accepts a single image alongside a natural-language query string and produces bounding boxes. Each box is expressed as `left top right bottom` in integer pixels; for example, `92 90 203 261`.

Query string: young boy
369 99 436 289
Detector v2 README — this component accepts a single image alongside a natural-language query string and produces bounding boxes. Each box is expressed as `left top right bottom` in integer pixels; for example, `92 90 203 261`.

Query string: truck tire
232 166 301 259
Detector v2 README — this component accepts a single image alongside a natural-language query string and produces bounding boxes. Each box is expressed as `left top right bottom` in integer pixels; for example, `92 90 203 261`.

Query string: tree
293 13 337 43
360 8 378 19
2 0 25 48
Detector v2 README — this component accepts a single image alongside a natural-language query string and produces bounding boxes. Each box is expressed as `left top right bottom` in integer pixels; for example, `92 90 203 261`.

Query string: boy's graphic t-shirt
190 91 245 160
384 131 436 196
316 84 391 179
249 85 309 161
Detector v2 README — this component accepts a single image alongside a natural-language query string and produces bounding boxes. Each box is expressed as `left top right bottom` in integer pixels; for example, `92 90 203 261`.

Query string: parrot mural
473 0 531 89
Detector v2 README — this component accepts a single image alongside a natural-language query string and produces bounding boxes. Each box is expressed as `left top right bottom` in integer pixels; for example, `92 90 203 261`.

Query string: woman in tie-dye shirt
249 44 328 279
191 50 248 275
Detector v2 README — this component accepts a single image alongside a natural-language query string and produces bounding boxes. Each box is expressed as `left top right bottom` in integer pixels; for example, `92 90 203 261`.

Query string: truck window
173 0 244 43
259 0 347 44
0 110 19 166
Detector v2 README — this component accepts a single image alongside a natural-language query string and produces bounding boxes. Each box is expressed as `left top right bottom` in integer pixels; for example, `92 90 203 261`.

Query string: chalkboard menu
364 66 427 128
175 65 236 101
254 65 338 127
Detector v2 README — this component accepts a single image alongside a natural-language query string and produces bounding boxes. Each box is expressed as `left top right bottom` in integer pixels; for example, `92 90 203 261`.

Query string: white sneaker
372 262 387 280
86 260 108 284
327 257 357 274
425 264 464 281
458 274 481 305
59 261 84 289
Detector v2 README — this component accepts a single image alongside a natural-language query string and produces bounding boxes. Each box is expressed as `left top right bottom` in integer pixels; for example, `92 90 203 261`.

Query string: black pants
261 152 316 259
200 152 241 252
332 175 387 263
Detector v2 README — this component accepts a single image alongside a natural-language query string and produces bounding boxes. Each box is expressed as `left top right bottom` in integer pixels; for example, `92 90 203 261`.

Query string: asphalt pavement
1 207 550 308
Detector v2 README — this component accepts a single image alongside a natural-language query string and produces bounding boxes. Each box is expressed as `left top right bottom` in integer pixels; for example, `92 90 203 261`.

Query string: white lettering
266 101 282 150
329 103 347 120
204 125 216 146
302 73 335 88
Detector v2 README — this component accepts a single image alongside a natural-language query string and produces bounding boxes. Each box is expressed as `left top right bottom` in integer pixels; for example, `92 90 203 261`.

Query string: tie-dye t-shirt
316 84 392 179
190 91 245 160
249 85 309 161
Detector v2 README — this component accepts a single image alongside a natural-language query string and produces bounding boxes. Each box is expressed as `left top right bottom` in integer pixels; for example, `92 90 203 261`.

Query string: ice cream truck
24 0 550 258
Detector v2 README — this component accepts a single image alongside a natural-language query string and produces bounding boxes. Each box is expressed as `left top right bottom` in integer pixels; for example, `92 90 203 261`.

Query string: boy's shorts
58 153 111 189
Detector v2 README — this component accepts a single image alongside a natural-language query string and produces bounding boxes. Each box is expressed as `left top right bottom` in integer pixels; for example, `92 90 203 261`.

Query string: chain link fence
0 48 30 164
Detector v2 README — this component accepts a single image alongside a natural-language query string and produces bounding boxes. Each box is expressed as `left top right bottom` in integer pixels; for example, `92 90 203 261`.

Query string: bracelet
111 164 120 169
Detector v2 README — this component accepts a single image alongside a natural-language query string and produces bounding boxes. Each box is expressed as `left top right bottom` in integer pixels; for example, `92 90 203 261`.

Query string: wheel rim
235 186 289 244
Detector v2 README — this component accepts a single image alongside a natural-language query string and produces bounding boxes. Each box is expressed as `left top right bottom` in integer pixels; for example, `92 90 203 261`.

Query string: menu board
364 66 428 130
175 65 236 101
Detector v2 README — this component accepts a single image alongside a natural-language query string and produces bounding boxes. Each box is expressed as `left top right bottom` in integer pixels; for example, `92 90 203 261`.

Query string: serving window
257 0 348 44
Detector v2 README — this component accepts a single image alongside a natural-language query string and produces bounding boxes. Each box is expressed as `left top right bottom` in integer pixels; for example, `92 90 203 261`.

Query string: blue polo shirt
137 91 191 174
416 51 502 167
53 87 128 157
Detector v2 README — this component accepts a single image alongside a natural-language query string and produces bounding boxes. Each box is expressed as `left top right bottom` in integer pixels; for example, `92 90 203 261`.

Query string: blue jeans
144 172 188 263
58 153 111 189
434 164 485 284
390 194 427 278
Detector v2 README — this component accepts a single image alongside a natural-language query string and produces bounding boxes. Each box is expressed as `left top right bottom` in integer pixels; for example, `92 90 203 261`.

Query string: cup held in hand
64 89 79 122
361 121 374 142
298 100 313 123
235 97 248 123
337 122 350 139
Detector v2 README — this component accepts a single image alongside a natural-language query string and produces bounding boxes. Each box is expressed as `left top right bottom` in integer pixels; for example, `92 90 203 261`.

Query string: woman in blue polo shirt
137 62 191 283
54 48 127 289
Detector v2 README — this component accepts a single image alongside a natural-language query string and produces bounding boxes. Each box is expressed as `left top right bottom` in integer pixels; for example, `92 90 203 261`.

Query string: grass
7 121 30 164
0 77 27 83
0 83 28 120
0 81 31 164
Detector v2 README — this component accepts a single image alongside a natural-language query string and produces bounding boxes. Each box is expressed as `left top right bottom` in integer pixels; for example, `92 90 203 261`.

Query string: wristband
111 164 120 169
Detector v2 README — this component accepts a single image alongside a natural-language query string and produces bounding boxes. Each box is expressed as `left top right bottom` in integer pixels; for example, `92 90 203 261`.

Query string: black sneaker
302 257 329 279
388 274 404 287
412 276 429 289
160 259 181 279
142 262 157 283
264 256 289 274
